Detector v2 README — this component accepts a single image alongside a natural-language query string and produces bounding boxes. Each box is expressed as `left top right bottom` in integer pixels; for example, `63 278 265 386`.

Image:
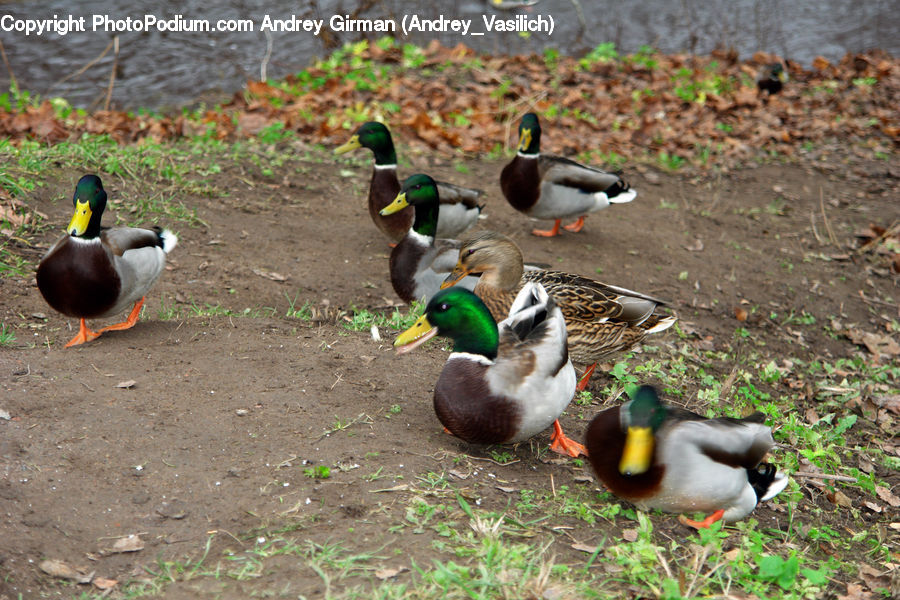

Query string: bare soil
1 145 898 598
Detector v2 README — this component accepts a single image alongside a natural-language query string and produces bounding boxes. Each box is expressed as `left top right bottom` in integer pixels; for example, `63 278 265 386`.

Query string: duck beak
778 69 789 83
517 128 532 152
380 192 409 216
394 315 438 354
440 261 470 289
619 426 654 476
67 200 92 236
334 135 361 155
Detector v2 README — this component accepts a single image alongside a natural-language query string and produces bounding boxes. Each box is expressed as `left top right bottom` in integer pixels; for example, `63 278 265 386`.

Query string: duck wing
538 154 624 193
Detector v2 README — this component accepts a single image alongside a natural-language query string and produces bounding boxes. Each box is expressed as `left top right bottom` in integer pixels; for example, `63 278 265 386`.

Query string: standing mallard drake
36 175 178 348
395 282 585 457
501 113 636 237
379 174 478 304
757 63 788 97
585 385 789 527
442 231 675 390
335 121 484 243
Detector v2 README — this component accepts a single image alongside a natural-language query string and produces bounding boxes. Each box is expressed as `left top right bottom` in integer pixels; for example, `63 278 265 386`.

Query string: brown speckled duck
442 231 675 390
36 175 178 347
335 121 484 243
585 385 789 528
394 282 584 457
500 113 636 237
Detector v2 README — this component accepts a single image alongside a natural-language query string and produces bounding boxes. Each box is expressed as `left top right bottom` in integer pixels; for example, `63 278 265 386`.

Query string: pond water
0 0 896 110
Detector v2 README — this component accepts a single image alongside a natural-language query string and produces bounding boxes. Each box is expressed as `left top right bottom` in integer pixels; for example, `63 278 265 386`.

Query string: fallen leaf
92 577 118 590
495 485 517 493
734 307 749 322
683 238 704 252
116 380 136 389
375 566 408 580
832 489 853 508
252 268 288 282
571 542 598 554
110 534 145 553
39 559 93 584
621 528 639 542
838 582 872 600
846 329 900 357
863 501 882 513
875 486 900 507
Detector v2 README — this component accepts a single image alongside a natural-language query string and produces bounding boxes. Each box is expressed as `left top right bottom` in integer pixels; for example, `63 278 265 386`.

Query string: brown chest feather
36 239 121 318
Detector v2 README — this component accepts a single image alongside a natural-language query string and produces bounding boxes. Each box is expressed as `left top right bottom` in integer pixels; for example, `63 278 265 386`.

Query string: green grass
0 323 16 346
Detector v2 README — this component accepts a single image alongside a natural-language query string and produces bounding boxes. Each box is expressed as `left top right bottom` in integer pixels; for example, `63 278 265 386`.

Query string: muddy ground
1 144 898 598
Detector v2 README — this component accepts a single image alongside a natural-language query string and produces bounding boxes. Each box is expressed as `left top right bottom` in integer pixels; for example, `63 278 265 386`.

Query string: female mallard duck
335 121 484 243
501 113 636 237
379 174 479 304
442 231 675 390
757 63 788 96
585 385 789 527
395 282 585 457
36 175 178 347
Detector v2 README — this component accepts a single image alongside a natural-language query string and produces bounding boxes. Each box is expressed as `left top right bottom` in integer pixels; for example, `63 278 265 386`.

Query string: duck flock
36 112 788 530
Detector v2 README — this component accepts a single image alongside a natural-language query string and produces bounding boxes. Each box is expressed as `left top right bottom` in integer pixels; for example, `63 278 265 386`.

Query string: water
0 0 896 110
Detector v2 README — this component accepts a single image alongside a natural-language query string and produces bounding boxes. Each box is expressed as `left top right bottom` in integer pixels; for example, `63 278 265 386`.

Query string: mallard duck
500 113 636 237
757 63 788 96
379 174 479 304
335 121 484 243
395 282 585 457
442 231 676 390
585 385 789 527
36 175 178 347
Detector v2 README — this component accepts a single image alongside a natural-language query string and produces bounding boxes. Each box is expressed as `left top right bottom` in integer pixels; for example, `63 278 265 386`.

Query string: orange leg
562 216 586 233
64 318 102 348
531 219 562 237
576 363 597 392
97 297 145 333
678 509 726 529
549 419 588 457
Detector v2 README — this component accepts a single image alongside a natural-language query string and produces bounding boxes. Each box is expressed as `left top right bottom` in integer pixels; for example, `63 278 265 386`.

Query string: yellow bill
67 200 92 236
380 192 409 216
619 426 654 476
394 315 438 354
517 128 532 152
334 135 361 155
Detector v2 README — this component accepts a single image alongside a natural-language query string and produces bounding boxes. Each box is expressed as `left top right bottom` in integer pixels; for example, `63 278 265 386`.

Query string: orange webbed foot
64 319 102 348
678 509 726 529
531 220 562 237
549 420 588 457
562 216 586 233
575 363 597 392
97 297 145 333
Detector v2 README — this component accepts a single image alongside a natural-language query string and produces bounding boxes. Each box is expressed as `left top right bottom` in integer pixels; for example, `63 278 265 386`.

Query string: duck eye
466 249 475 256
438 303 449 311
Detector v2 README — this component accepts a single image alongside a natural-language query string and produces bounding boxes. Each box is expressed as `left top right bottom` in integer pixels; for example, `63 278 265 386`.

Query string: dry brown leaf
375 566 408 580
116 380 136 389
571 542 598 554
92 577 118 590
39 559 93 584
832 489 853 508
110 534 145 553
252 268 288 282
734 307 749 322
621 528 639 542
838 582 873 600
847 329 900 357
875 485 900 507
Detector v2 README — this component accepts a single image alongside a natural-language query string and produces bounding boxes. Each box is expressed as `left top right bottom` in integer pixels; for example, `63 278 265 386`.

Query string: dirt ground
1 144 898 598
